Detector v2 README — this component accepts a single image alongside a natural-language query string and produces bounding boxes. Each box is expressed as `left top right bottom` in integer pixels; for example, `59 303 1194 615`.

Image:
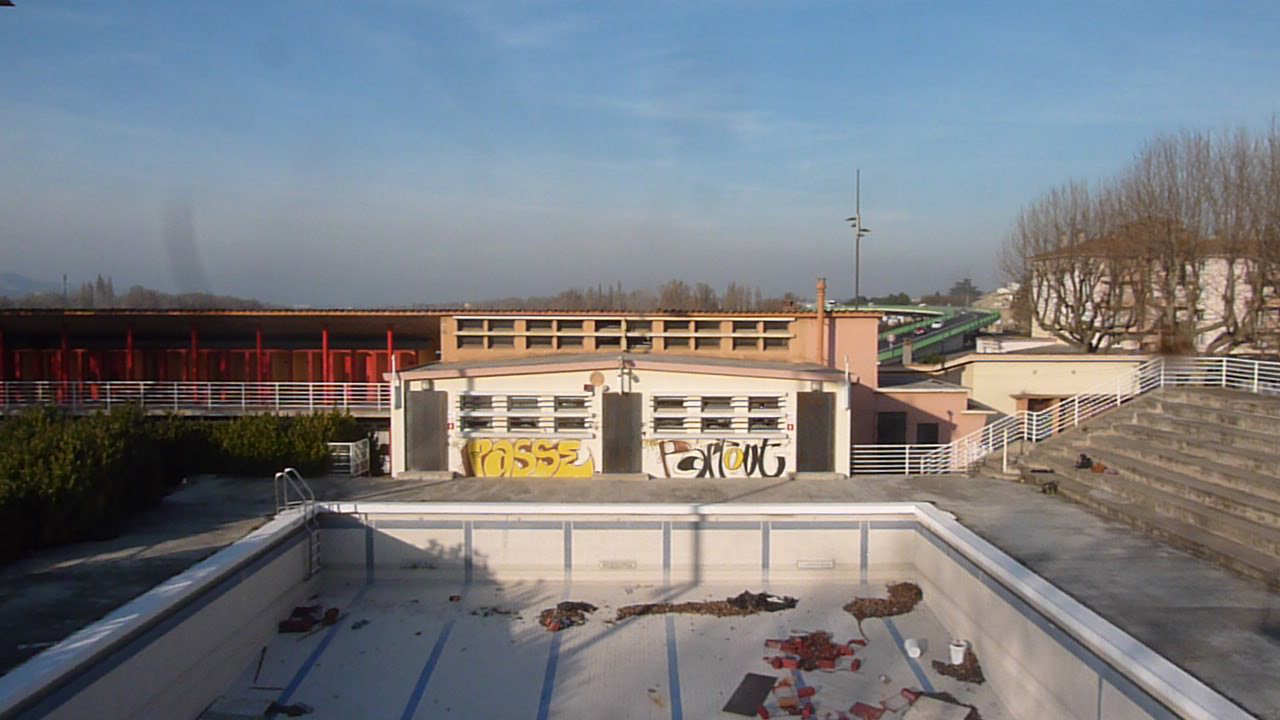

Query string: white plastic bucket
949 639 968 665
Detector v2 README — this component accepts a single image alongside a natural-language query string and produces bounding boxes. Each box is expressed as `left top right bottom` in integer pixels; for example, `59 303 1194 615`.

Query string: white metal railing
851 444 950 475
0 381 391 413
851 355 1280 475
328 438 371 476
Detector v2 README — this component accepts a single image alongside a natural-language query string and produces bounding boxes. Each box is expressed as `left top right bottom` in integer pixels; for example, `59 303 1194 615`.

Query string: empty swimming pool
0 503 1254 720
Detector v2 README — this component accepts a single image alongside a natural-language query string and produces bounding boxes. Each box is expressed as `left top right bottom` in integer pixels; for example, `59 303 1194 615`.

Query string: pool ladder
274 467 321 578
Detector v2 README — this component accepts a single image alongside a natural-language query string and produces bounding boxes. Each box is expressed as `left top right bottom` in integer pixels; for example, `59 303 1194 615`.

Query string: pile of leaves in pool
539 601 597 632
616 590 798 620
843 582 922 625
932 647 986 684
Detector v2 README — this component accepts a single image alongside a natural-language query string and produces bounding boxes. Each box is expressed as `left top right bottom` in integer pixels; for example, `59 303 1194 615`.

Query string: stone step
1158 386 1280 419
1103 421 1280 480
1030 451 1280 557
1024 468 1280 589
1154 398 1280 437
1045 437 1280 525
1128 412 1280 458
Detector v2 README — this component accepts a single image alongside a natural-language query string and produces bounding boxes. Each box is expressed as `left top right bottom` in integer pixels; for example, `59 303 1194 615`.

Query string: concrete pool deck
2 473 1278 718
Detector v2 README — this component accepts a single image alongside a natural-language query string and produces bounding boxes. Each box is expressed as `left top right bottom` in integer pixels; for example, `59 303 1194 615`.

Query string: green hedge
0 408 361 562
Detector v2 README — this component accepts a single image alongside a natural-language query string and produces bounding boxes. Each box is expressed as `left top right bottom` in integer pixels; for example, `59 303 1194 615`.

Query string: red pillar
321 325 330 384
189 324 199 381
125 325 135 381
255 326 264 383
386 324 395 375
60 325 70 382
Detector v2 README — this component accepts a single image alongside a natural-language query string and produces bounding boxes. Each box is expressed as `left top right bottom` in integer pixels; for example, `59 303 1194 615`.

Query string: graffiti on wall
463 438 595 478
654 438 787 478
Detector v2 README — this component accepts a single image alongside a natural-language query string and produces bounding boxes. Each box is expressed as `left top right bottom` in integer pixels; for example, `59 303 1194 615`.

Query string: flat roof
398 352 849 382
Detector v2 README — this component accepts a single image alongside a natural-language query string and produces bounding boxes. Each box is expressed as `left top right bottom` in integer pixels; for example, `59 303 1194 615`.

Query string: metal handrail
853 355 1280 475
274 467 316 514
0 380 391 413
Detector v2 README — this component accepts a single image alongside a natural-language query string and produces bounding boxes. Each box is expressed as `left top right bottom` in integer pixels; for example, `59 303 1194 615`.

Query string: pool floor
208 577 1009 719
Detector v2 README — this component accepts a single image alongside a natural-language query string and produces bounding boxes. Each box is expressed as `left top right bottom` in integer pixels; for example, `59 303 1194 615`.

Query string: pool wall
0 512 317 720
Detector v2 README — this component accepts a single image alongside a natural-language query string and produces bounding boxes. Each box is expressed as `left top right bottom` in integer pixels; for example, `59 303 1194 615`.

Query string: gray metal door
602 393 642 473
406 389 448 471
796 391 835 472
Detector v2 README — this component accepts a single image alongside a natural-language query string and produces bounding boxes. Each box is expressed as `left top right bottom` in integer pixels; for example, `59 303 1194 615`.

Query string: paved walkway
2 473 1277 717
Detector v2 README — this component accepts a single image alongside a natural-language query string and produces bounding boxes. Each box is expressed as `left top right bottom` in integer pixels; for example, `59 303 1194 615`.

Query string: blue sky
2 1 1279 306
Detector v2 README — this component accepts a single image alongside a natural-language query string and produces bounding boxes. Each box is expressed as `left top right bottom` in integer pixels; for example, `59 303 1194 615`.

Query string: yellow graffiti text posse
464 438 594 478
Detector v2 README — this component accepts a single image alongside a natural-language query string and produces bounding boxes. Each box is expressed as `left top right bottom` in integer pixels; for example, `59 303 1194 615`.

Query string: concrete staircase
1018 387 1280 588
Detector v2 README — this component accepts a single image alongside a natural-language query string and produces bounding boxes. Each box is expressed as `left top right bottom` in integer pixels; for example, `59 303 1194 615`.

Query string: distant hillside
0 273 59 298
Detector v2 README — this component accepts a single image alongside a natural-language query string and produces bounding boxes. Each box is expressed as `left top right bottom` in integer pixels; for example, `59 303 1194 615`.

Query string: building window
748 396 781 411
702 396 732 410
457 319 484 332
527 319 553 331
488 319 515 331
457 336 483 349
556 396 588 410
763 337 789 350
695 338 722 350
527 336 553 348
763 320 789 334
558 336 584 349
749 417 780 432
916 423 940 444
695 320 720 333
558 320 584 331
732 321 758 334
595 319 622 333
461 417 492 431
664 320 690 332
626 336 651 350
654 417 687 432
507 416 540 431
627 320 652 333
555 417 589 431
508 396 539 410
654 396 686 411
596 336 622 348
488 336 515 348
732 338 759 350
701 417 733 432
459 395 493 410
664 337 690 349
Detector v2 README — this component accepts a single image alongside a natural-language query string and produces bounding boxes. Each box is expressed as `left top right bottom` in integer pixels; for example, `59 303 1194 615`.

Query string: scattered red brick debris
843 582 923 628
616 591 797 620
850 701 885 720
763 631 862 673
932 647 986 684
538 601 597 632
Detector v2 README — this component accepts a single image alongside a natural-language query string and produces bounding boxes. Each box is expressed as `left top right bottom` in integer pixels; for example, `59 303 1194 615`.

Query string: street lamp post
845 169 870 310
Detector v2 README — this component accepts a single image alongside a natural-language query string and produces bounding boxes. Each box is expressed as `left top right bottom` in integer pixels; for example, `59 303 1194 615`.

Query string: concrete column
816 277 827 365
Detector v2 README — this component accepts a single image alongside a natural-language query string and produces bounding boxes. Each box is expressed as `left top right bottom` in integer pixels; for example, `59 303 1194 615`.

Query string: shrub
0 408 359 562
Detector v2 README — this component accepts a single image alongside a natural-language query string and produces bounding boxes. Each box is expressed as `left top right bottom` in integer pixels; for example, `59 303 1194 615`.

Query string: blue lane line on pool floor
664 615 685 720
882 618 934 693
400 521 473 720
536 578 573 720
275 584 371 707
398 585 466 720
